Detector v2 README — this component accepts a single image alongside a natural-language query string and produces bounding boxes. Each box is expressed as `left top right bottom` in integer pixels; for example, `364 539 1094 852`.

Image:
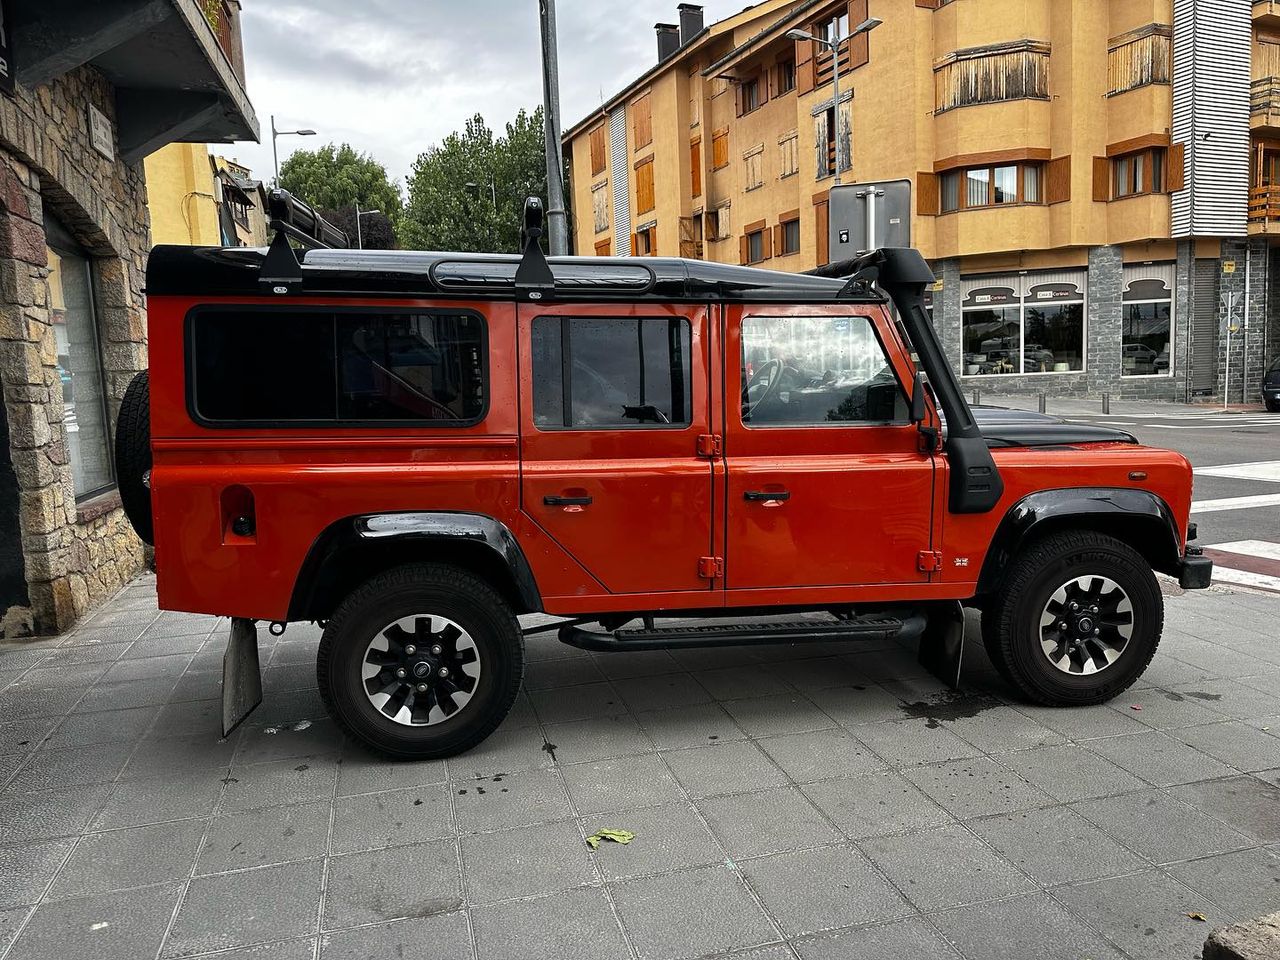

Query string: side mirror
910 371 927 423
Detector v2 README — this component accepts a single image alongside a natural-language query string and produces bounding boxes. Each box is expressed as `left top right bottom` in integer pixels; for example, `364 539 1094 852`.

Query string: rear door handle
744 490 791 502
543 495 593 507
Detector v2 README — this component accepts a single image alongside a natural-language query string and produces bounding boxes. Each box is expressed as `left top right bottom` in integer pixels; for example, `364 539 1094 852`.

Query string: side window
532 317 692 428
190 309 486 425
741 315 908 426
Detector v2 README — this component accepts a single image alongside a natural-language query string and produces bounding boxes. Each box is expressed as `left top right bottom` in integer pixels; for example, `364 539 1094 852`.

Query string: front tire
982 531 1162 706
317 563 524 759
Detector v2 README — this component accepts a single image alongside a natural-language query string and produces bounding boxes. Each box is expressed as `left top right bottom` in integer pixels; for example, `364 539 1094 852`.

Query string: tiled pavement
0 577 1278 960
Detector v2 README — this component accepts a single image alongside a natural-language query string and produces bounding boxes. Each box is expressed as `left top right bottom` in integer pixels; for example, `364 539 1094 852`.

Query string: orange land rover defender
116 194 1212 759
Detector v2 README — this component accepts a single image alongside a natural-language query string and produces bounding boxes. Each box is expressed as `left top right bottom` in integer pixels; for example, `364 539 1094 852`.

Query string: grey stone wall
0 66 148 635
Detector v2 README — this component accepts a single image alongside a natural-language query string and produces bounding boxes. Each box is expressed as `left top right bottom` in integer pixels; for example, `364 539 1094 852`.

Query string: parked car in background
1264 356 1280 412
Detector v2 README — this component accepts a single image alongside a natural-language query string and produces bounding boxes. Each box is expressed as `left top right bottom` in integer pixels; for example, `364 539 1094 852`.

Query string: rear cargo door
518 302 716 594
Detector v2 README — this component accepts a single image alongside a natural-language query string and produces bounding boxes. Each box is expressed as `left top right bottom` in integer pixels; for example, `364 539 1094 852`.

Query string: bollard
973 389 981 407
1038 393 1047 414
1102 393 1110 415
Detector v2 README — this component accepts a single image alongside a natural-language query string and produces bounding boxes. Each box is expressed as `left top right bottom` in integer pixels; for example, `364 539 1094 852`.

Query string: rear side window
190 308 486 425
531 317 692 428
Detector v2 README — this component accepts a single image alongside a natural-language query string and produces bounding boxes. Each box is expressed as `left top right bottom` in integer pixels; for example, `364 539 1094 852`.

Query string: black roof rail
514 196 555 302
266 189 350 250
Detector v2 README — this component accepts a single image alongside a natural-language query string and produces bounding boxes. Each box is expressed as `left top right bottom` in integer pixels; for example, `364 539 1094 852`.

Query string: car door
518 302 715 595
723 304 936 590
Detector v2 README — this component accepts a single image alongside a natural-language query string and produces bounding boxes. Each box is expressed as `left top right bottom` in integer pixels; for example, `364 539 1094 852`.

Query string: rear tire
1266 398 1280 413
115 370 153 545
317 563 524 759
982 530 1162 706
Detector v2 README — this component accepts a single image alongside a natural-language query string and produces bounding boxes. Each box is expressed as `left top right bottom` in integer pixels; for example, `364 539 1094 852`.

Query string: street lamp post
355 205 380 250
786 18 882 185
271 114 317 182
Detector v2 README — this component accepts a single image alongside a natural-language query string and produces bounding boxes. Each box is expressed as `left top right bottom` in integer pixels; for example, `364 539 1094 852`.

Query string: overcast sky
227 0 751 191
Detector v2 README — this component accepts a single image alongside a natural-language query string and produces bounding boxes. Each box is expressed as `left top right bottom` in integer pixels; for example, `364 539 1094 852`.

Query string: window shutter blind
739 235 749 264
917 172 939 215
1093 157 1111 201
762 227 773 259
773 224 784 252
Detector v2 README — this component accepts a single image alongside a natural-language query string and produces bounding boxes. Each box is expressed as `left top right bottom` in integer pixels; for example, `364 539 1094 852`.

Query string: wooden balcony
1248 184 1280 234
1251 78 1280 134
1255 0 1280 29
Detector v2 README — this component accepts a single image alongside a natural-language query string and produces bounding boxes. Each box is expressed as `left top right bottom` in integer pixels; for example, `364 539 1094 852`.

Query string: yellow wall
143 143 220 246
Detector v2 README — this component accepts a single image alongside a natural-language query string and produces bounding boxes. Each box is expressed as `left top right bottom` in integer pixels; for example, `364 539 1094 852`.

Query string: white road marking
1190 494 1280 514
1207 540 1280 562
1196 461 1280 483
1206 566 1280 594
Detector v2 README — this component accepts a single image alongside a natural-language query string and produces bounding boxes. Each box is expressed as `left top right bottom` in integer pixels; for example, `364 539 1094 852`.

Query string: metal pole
538 0 569 256
831 34 843 186
356 204 363 250
271 115 279 182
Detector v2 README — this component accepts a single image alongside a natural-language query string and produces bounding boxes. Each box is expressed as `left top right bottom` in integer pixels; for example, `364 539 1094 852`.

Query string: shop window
961 276 1085 376
1121 271 1174 377
45 215 114 500
1112 149 1166 199
940 162 1046 212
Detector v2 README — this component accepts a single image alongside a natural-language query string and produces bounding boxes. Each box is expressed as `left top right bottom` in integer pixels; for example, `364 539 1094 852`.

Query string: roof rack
259 189 351 290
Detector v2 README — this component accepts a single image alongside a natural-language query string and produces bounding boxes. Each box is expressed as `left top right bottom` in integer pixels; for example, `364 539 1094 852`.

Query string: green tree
277 144 403 228
401 107 563 253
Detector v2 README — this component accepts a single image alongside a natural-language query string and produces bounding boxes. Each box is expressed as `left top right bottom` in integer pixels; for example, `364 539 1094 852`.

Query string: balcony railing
1248 184 1280 223
1251 77 1280 118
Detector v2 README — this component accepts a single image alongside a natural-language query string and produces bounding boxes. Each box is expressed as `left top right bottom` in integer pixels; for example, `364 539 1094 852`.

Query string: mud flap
918 601 965 690
222 617 263 737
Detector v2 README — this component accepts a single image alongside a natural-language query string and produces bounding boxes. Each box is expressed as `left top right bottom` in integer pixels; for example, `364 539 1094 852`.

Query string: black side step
559 613 928 652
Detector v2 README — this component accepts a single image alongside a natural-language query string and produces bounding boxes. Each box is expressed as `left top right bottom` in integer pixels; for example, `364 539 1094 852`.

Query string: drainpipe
1243 243 1252 404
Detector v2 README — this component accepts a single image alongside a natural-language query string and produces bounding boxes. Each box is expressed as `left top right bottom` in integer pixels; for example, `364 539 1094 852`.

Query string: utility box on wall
828 179 912 260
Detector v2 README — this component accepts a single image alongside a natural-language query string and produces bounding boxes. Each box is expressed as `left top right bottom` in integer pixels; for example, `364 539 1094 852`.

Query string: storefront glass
1121 269 1174 377
961 274 1085 376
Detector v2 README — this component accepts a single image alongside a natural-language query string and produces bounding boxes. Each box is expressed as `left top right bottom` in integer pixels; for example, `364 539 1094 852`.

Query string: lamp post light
355 206 380 250
271 114 317 182
785 17 882 185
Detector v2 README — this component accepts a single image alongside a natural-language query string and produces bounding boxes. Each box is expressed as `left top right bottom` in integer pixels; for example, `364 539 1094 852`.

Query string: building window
633 225 656 256
712 128 730 170
780 216 801 255
738 75 761 116
940 162 1046 212
589 125 608 176
635 156 655 214
934 40 1050 114
779 132 799 178
776 58 796 95
531 317 692 429
632 93 652 150
746 226 767 264
707 202 731 241
594 239 611 257
816 11 850 46
1122 269 1174 377
1112 148 1166 199
591 182 609 234
46 215 114 500
1107 26 1171 97
744 145 764 191
961 275 1086 376
814 102 851 179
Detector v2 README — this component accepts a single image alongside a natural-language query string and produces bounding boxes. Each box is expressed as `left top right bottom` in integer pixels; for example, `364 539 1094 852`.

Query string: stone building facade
0 0 256 636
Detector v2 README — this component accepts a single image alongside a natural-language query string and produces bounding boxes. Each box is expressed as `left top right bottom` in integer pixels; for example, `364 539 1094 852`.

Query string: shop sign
1223 261 1236 275
89 105 114 161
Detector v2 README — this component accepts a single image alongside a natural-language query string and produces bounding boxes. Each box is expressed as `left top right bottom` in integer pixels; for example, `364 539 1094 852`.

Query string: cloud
226 0 748 188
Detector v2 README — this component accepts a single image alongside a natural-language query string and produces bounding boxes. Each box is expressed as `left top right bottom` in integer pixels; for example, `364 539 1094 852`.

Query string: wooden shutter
814 199 829 266
761 227 773 259
690 138 702 197
712 128 729 169
1092 157 1111 202
589 126 607 176
739 234 750 265
635 157 655 214
917 172 939 215
1167 143 1186 191
632 94 652 149
847 0 870 70
773 224 784 253
796 39 816 95
1046 157 1071 204
631 233 640 256
594 238 611 256
814 110 830 179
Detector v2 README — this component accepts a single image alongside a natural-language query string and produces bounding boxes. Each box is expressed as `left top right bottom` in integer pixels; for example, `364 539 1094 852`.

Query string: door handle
744 490 791 502
544 495 593 507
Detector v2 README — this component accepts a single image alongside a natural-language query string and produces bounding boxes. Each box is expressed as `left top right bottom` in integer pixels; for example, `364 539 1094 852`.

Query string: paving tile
1118 687 1238 730
529 682 624 724
699 786 840 860
0 717 56 753
122 732 240 781
1055 870 1228 960
220 755 340 812
968 806 1148 885
1171 721 1280 772
633 702 746 750
336 751 446 797
472 886 628 960
996 743 1149 802
805 683 912 725
143 699 223 740
901 756 1054 819
6 882 180 960
933 705 1066 754
331 783 453 854
802 770 954 840
196 800 332 874
1169 677 1280 720
324 841 461 929
320 913 470 960
454 767 573 831
74 678 180 714
613 673 714 713
446 722 555 780
1071 788 1254 862
611 864 776 960
0 906 28 957
43 706 159 749
0 784 111 843
859 823 1035 911
794 916 962 960
191 938 317 960
236 718 342 764
767 655 868 692
543 714 652 764
931 891 1126 960
1165 847 1280 919
462 819 595 903
0 838 74 909
720 694 837 738
695 664 794 701
166 860 325 957
12 663 111 690
94 772 226 829
755 728 887 784
524 655 607 691
1165 775 1280 842
589 650 681 681
561 754 684 816
99 653 194 684
582 801 722 881
1010 703 1148 741
167 672 224 704
1 741 132 794
39 641 132 666
118 634 207 660
844 717 984 768
741 845 911 937
48 820 205 899
0 683 85 721
1084 730 1238 786
661 741 788 799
